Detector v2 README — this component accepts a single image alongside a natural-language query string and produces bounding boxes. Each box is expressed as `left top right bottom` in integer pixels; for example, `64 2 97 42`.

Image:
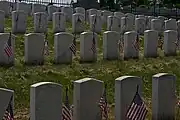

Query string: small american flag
44 39 49 56
126 86 148 120
118 39 124 54
3 96 14 120
4 32 13 58
91 33 96 53
134 33 139 51
69 35 76 55
62 88 72 120
99 85 108 120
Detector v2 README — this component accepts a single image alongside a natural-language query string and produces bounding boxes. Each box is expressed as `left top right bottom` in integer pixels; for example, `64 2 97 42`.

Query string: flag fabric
62 88 72 120
134 33 139 51
4 32 13 58
44 39 49 56
91 33 96 53
126 86 148 120
69 35 76 55
3 96 14 120
118 39 124 53
99 85 108 120
158 35 163 50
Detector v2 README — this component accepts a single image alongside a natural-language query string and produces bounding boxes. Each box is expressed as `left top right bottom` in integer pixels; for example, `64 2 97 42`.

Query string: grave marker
34 12 48 33
52 12 66 33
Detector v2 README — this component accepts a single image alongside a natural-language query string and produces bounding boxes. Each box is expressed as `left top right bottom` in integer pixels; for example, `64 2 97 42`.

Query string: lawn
1 16 180 120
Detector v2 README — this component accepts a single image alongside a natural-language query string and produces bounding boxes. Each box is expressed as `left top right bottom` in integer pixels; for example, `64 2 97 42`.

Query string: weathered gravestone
72 13 85 34
61 6 73 22
135 18 145 35
121 16 134 34
144 30 158 58
152 73 176 120
32 3 46 15
0 88 14 120
151 19 162 33
75 7 85 18
47 5 58 21
123 31 139 59
17 2 32 16
0 10 5 32
164 18 177 31
12 11 27 34
54 32 74 64
0 33 15 66
103 31 120 60
30 82 62 120
80 32 98 62
163 30 177 56
115 76 142 120
34 12 48 33
90 15 102 33
24 33 44 65
107 16 121 32
73 78 103 120
52 12 66 33
0 1 10 17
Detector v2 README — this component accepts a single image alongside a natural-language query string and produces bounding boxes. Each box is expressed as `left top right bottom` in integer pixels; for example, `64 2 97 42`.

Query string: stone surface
90 14 102 33
101 10 112 26
30 82 62 120
0 33 15 65
24 33 44 64
115 76 142 120
12 11 27 34
61 6 73 22
125 13 135 24
32 3 46 14
47 5 58 21
0 10 5 32
121 16 134 34
164 18 177 31
144 30 158 58
152 73 176 120
135 18 145 35
151 19 162 33
163 30 177 56
0 1 10 17
54 32 74 64
0 88 14 120
34 12 48 33
17 2 32 15
80 32 98 62
72 13 85 34
107 16 121 32
114 12 125 20
103 31 120 60
146 16 155 30
73 78 103 120
75 7 85 18
52 12 66 33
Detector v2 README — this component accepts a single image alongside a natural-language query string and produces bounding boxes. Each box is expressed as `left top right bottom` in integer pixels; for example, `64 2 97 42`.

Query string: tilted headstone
0 1 10 17
34 12 48 33
80 32 98 62
90 14 102 33
103 31 120 60
61 6 73 22
152 73 176 120
0 10 5 32
115 76 142 120
123 31 139 59
47 5 58 21
52 12 66 33
144 30 158 58
135 18 145 35
121 16 134 34
72 13 85 34
12 11 27 34
75 7 85 18
54 32 74 64
0 88 14 119
107 16 121 32
0 33 15 65
146 16 155 30
151 19 162 33
17 2 32 16
24 33 44 65
165 18 177 31
125 13 135 24
32 3 46 14
163 30 177 56
73 78 103 120
114 12 125 20
30 82 62 120
101 10 113 26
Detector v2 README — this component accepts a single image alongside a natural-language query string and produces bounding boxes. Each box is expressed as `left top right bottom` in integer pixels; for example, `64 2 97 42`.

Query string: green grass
1 16 180 119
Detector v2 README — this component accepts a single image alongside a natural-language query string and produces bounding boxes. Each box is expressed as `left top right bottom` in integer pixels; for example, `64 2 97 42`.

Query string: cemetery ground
1 17 180 120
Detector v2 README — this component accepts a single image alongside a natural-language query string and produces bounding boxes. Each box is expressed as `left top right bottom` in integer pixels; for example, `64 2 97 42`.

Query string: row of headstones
0 73 176 120
0 29 179 66
1 8 180 37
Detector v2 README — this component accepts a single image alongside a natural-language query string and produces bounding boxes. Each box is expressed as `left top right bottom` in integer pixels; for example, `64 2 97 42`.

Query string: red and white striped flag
44 40 49 56
3 96 14 120
4 32 13 58
91 33 96 53
69 36 76 55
